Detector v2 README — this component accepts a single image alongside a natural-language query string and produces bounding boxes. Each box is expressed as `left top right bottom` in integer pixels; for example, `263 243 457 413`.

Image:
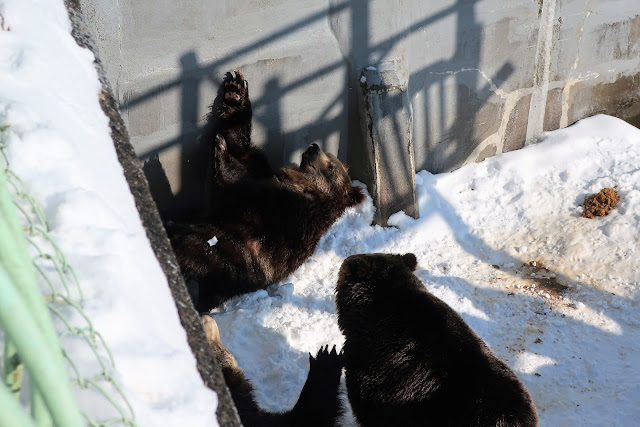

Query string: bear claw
214 134 227 152
310 345 344 372
218 71 249 117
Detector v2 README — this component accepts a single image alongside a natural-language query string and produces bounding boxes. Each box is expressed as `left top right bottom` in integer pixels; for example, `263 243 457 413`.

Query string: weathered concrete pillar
358 60 419 226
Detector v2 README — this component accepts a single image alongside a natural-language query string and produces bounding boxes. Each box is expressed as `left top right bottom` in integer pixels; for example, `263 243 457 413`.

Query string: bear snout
302 143 322 161
304 143 321 157
301 143 323 168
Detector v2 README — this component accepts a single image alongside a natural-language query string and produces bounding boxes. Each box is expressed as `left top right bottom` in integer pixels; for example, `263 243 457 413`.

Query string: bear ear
339 255 368 283
401 253 418 271
348 186 365 206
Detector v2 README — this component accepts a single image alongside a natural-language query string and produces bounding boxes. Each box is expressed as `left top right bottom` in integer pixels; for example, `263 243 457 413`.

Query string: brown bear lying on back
167 71 365 312
336 253 539 427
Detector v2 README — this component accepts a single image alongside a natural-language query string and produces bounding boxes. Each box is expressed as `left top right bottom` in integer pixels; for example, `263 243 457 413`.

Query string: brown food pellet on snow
582 187 619 219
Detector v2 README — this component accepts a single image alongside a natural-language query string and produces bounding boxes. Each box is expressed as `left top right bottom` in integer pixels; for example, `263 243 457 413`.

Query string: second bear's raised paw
309 345 344 376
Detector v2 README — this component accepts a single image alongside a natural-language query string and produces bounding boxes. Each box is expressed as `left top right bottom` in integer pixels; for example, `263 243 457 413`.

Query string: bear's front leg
215 70 252 149
211 134 249 186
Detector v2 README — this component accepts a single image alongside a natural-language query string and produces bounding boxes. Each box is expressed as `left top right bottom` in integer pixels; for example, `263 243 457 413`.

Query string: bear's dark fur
201 315 344 427
335 253 539 427
167 71 365 312
201 70 273 192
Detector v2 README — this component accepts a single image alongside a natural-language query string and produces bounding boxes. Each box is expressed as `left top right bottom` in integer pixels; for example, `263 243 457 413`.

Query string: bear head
335 253 418 331
299 143 365 207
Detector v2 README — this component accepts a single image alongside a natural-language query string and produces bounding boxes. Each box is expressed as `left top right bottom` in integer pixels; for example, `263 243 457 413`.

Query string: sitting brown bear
335 253 539 427
167 71 365 312
201 315 344 427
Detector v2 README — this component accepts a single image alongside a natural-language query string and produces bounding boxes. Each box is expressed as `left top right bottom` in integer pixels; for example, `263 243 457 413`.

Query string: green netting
0 125 137 426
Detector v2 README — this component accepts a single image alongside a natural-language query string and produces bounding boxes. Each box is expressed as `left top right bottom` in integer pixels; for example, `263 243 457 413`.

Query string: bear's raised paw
217 70 249 117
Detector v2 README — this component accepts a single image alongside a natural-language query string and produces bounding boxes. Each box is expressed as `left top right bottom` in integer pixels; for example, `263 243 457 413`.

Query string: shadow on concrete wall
134 0 513 219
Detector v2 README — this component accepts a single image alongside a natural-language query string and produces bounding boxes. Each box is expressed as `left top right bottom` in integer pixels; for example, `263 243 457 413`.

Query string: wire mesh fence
1 124 137 426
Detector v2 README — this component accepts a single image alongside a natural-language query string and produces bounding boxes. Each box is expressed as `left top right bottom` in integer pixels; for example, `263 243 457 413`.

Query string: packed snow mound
215 114 640 426
0 1 218 425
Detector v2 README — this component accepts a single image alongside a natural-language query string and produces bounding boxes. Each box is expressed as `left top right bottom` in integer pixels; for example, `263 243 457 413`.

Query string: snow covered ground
213 114 640 426
0 1 217 426
2 0 640 426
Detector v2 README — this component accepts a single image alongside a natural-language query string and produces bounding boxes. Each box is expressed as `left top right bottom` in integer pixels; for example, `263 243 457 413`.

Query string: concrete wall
80 0 640 216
